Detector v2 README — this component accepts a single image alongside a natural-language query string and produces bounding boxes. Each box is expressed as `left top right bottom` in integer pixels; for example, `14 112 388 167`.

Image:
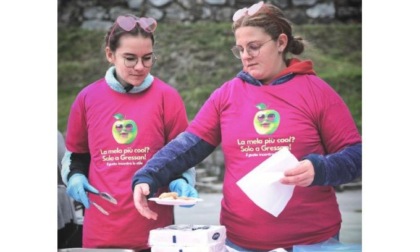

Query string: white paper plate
148 197 204 206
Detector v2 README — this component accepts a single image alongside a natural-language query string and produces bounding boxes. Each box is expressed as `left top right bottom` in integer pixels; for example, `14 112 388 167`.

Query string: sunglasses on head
232 1 264 22
107 15 157 47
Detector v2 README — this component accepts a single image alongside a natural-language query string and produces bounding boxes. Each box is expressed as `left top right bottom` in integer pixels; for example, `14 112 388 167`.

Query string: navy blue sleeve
131 132 216 197
304 143 362 186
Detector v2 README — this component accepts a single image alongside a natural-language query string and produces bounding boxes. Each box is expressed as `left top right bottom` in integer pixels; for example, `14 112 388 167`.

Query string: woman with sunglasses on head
132 1 361 251
61 14 198 251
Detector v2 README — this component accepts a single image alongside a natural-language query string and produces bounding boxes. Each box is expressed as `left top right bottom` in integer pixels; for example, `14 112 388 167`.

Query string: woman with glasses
132 1 361 251
61 14 198 251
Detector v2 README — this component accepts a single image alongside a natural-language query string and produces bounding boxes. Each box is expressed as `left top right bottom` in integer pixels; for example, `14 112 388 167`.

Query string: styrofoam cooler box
149 224 226 246
151 241 226 252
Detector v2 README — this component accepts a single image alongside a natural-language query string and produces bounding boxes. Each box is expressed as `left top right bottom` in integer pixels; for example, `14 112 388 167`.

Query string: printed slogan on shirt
237 136 296 158
100 146 151 167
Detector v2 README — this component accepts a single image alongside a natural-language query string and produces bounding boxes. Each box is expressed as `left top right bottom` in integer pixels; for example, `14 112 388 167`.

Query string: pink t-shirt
188 74 361 250
65 77 188 250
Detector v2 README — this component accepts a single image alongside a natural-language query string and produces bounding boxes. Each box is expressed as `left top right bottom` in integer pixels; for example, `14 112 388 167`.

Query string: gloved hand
66 173 99 208
169 178 199 208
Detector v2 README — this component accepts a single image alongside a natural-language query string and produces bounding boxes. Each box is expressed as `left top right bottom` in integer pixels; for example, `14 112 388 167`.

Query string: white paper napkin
236 147 298 217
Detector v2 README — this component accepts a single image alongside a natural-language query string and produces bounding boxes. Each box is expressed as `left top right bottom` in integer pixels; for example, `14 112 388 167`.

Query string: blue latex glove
169 178 199 208
66 173 99 208
181 168 196 186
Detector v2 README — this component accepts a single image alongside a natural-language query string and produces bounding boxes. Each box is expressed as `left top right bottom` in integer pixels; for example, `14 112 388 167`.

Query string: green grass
58 22 361 134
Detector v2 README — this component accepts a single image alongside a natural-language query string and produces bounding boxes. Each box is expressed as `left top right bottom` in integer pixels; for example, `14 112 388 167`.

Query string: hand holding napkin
236 147 299 217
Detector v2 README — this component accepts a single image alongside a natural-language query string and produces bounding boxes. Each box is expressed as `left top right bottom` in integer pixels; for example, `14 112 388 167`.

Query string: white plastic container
151 241 226 252
149 224 226 246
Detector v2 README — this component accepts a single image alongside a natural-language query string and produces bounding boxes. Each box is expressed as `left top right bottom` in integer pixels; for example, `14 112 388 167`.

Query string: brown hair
105 16 155 52
232 3 305 56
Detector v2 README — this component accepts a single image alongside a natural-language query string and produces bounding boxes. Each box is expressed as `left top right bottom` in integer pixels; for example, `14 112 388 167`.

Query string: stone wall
58 0 361 30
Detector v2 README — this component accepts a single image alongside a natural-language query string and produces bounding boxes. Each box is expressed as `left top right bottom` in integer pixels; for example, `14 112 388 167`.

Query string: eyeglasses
123 53 157 68
232 1 264 22
115 122 134 132
231 39 273 59
257 113 277 122
107 15 157 47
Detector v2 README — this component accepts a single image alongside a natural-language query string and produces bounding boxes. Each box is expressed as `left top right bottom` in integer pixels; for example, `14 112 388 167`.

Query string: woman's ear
277 33 288 53
105 47 114 64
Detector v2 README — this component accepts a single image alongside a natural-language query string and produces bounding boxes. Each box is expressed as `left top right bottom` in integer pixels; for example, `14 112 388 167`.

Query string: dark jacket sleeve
67 152 91 181
132 132 216 197
304 142 362 186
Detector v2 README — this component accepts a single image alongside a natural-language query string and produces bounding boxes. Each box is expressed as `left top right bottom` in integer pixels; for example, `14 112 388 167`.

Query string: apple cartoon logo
253 103 280 135
112 113 138 144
